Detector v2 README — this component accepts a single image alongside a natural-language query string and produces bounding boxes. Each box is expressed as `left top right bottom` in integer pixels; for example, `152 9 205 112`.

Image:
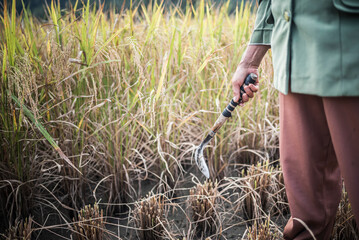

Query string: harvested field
0 0 357 239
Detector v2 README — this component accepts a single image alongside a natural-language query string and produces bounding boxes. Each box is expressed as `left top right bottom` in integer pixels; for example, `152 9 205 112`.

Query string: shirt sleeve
249 0 273 45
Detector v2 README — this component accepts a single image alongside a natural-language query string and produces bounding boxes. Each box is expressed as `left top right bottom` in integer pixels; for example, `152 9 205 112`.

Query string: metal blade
194 132 215 178
195 145 210 178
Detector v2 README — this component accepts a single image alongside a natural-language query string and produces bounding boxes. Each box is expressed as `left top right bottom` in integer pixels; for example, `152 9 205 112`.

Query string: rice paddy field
0 0 358 239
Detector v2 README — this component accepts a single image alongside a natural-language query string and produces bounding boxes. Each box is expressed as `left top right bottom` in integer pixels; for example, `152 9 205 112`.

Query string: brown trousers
280 92 359 240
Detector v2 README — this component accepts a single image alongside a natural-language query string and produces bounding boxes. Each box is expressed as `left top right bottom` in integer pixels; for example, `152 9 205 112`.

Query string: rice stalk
244 218 280 240
0 1 42 230
0 1 286 239
72 203 105 240
332 187 359 240
45 0 63 47
2 216 33 240
239 160 273 221
133 193 169 240
11 93 81 174
1 0 17 67
236 159 288 225
189 179 221 236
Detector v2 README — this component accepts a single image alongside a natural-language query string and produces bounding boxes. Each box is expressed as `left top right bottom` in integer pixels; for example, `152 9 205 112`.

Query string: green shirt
250 0 359 96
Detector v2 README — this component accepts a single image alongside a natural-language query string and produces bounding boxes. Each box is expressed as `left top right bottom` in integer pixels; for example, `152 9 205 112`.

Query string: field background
16 0 255 18
0 0 356 239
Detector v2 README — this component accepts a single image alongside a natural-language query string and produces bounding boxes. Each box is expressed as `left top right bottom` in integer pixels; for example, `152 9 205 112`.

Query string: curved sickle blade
195 145 210 178
194 133 214 178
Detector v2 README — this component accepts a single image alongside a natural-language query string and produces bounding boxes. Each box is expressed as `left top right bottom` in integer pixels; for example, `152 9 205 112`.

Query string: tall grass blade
10 92 82 174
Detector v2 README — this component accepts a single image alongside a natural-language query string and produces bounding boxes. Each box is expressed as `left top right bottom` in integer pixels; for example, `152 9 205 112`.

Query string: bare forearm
240 45 270 68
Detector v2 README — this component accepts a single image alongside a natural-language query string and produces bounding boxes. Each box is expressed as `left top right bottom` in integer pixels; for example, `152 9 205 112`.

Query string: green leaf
10 92 82 175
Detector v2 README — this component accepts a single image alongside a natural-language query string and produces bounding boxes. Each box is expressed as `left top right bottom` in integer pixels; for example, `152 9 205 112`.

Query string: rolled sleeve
249 0 273 45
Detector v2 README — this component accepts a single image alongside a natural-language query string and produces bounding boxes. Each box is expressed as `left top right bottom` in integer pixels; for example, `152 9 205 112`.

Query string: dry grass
332 187 359 240
133 193 168 240
2 216 33 240
236 160 288 223
189 180 220 236
244 218 280 240
240 161 272 221
72 203 105 240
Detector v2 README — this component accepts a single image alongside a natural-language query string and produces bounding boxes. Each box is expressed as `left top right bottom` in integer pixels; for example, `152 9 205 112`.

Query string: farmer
231 1 359 239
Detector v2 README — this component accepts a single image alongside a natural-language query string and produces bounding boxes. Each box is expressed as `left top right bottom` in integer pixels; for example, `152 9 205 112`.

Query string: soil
33 164 288 240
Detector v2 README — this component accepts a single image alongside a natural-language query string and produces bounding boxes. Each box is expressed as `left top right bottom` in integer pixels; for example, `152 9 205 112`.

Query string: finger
233 92 240 103
244 86 254 98
242 93 249 103
249 84 259 92
232 83 241 102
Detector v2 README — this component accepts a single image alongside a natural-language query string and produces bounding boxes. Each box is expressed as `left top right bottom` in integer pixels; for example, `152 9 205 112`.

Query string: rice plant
0 0 39 229
189 180 221 236
0 0 294 239
270 167 289 218
72 203 105 240
244 218 280 240
332 187 359 240
133 193 168 240
2 216 33 240
239 160 273 221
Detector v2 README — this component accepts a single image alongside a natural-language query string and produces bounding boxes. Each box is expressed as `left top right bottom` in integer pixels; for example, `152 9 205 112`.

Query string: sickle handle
211 73 257 133
222 73 257 118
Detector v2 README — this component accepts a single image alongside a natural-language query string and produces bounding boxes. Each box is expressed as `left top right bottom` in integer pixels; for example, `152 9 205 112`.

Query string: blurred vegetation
14 0 255 18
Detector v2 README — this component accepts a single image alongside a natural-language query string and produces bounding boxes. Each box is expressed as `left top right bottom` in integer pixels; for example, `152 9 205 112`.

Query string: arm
232 0 273 103
232 45 270 103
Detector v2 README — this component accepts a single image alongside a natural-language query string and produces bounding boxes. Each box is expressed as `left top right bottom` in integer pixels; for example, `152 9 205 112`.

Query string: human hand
231 44 269 105
231 63 259 105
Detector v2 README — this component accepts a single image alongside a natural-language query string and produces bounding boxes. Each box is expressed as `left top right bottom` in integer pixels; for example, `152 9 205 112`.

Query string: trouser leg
279 92 342 240
323 96 359 224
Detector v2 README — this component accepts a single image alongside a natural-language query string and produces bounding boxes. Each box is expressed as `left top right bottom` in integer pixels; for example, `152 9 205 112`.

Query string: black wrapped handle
222 73 258 117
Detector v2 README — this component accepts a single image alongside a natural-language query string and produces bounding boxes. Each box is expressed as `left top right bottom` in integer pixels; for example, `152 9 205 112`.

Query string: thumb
232 83 241 103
